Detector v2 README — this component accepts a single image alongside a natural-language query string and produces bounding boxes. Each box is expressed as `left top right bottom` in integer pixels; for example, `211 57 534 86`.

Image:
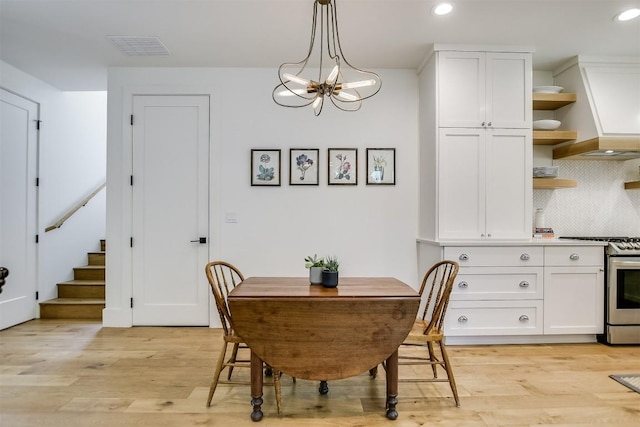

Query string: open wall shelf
533 178 578 189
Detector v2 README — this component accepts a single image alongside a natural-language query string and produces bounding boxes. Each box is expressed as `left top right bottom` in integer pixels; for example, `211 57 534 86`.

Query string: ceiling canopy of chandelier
272 0 382 116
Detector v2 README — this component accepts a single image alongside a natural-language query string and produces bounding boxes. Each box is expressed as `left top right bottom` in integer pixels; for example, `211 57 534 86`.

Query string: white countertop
416 238 608 247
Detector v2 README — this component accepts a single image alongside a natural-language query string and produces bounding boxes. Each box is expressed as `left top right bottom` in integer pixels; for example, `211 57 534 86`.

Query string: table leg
250 351 264 422
385 350 399 420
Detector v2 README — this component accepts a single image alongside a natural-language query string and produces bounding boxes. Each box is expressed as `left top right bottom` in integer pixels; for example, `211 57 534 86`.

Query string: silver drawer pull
519 281 529 288
570 253 580 261
520 253 530 261
458 281 469 289
459 254 469 261
458 315 468 323
519 315 529 322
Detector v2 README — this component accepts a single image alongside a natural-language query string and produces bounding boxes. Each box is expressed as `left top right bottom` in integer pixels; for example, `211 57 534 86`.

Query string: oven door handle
611 259 640 268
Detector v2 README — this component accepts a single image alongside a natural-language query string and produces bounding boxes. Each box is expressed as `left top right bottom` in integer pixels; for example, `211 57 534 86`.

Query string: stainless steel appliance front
607 256 640 344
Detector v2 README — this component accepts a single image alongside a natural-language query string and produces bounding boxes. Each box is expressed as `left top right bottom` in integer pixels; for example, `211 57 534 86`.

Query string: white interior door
131 95 210 326
0 88 38 330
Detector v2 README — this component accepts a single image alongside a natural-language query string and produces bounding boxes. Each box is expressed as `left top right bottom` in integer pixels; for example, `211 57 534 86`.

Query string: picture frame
328 148 358 185
251 149 281 186
366 148 395 185
289 148 319 185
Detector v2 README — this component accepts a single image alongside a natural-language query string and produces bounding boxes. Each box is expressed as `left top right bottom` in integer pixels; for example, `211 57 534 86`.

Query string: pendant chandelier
272 0 382 116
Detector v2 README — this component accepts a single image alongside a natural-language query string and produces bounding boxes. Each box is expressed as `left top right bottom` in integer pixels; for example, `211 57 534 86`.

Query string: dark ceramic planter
321 270 339 288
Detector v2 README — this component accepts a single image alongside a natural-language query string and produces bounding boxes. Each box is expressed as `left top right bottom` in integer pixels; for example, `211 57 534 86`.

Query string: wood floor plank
1 319 638 427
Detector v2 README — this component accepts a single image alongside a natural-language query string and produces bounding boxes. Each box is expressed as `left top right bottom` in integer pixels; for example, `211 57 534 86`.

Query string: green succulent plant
304 254 324 269
323 256 339 272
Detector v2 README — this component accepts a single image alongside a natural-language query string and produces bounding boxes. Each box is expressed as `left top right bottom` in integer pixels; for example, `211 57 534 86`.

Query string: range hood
553 136 640 160
552 56 640 160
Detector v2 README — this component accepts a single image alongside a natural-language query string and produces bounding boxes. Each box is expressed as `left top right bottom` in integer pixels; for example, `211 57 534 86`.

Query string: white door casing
131 95 210 326
0 88 39 330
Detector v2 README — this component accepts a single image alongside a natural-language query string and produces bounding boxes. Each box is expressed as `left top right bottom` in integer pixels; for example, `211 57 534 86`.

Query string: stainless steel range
561 237 640 344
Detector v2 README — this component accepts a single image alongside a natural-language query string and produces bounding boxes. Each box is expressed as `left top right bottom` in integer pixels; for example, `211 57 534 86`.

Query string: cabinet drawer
444 246 543 267
451 267 543 300
444 300 543 336
544 246 604 266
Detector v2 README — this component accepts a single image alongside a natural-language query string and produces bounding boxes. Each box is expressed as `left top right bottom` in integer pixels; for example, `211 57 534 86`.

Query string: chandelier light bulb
283 73 311 86
341 79 376 89
336 91 358 101
326 65 340 85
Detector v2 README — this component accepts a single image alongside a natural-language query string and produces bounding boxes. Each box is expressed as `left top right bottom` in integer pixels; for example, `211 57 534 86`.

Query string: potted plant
304 254 324 285
322 256 339 288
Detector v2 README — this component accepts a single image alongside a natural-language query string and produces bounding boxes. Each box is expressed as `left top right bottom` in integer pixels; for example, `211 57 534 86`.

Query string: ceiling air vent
106 36 171 56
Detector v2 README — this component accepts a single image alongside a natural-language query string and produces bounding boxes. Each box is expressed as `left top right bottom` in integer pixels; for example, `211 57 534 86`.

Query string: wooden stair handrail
45 182 106 232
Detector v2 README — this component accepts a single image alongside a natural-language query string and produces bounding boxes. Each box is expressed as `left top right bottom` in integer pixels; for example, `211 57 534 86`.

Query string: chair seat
402 319 444 345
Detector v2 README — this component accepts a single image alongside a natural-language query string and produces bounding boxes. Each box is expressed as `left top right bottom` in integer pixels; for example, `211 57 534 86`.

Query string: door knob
0 267 9 294
190 237 207 244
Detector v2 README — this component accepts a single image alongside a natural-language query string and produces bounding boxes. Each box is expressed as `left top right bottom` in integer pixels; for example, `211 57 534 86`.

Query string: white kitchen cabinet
438 128 532 240
444 246 543 336
543 246 605 334
438 51 532 129
418 46 533 242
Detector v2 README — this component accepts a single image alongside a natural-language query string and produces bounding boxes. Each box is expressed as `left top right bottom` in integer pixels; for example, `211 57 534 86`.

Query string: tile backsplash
533 159 640 236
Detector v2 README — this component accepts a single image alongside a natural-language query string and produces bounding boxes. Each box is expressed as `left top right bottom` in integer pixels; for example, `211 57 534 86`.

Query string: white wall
0 61 106 303
105 67 419 327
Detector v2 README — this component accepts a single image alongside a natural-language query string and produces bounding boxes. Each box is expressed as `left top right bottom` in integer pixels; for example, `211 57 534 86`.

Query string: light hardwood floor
1 320 639 426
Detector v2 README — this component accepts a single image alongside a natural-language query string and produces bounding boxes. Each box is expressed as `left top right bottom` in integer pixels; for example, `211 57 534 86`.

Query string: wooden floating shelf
533 130 578 145
532 93 577 110
625 181 640 190
533 178 578 189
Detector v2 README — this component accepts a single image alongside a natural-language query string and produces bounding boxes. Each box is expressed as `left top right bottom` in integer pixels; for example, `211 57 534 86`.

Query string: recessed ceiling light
432 2 454 16
614 8 640 22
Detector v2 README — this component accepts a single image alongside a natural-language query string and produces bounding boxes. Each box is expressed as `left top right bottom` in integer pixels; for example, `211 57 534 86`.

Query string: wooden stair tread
58 279 105 286
40 298 105 305
75 265 105 269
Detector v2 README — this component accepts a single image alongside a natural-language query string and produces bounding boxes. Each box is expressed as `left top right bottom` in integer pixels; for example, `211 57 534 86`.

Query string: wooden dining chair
392 260 461 407
205 261 283 412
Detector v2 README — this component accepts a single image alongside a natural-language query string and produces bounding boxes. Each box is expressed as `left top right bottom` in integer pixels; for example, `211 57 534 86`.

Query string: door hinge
36 177 40 187
130 175 133 186
36 291 39 300
130 298 133 308
130 237 133 248
35 120 42 130
35 234 39 243
130 115 134 126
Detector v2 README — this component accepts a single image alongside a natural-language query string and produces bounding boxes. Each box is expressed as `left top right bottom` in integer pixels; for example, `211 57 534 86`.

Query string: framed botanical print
251 149 281 186
327 148 357 185
289 148 319 185
366 148 395 185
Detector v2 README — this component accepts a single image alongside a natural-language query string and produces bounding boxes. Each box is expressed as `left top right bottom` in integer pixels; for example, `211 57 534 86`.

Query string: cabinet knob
570 253 580 261
459 254 469 261
519 281 529 288
458 315 468 323
519 315 529 322
481 121 486 127
458 281 469 289
487 122 492 127
520 253 530 261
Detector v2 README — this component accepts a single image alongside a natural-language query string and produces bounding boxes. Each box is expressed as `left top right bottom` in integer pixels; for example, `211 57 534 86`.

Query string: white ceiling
1 0 639 91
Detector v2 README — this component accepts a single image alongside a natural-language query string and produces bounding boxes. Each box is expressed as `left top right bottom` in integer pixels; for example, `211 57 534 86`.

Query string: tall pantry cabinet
418 46 533 241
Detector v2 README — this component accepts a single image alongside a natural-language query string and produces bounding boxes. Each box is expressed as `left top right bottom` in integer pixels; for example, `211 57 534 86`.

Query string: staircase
39 240 105 319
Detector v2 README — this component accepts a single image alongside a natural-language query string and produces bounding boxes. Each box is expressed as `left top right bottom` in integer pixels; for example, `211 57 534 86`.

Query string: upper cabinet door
438 51 486 128
438 51 531 129
486 53 532 129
